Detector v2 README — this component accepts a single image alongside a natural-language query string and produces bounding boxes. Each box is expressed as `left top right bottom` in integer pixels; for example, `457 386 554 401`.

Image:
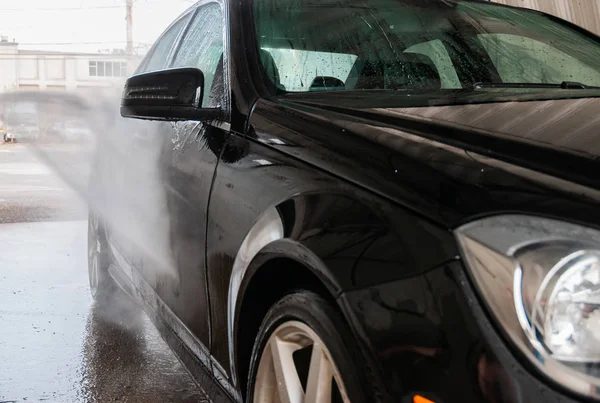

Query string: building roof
18 49 125 57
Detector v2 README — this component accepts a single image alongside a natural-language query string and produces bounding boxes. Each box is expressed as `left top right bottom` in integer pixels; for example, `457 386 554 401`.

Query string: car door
104 10 192 272
139 0 230 352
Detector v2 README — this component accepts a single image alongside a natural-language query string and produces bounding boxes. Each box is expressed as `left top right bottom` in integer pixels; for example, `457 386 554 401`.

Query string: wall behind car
493 0 600 36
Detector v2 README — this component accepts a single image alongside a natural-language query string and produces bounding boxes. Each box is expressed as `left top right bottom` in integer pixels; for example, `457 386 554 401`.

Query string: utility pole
126 0 134 75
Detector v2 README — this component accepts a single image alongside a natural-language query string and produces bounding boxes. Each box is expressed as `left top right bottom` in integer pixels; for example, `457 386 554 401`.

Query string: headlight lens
542 252 600 360
456 215 600 399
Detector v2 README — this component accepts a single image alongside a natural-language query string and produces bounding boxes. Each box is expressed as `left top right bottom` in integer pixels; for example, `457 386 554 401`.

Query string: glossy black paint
249 98 600 229
341 260 584 403
101 0 600 402
218 97 600 402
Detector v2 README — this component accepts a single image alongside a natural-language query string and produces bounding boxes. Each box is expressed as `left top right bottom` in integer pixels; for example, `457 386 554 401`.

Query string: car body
89 1 600 402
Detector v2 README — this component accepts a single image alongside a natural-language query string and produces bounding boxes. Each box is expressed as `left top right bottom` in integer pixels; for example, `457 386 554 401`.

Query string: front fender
238 238 344 303
227 192 457 390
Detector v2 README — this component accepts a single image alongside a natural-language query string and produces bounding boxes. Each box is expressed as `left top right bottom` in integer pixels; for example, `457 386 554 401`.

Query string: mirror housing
120 68 223 121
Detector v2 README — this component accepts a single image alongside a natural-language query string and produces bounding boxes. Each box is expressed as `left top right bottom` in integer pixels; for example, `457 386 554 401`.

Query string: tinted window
253 0 600 102
261 49 356 92
479 34 600 86
172 3 224 107
141 12 191 73
405 39 461 89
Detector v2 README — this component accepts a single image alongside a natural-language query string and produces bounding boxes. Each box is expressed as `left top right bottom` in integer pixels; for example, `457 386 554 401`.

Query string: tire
88 211 117 303
247 291 372 403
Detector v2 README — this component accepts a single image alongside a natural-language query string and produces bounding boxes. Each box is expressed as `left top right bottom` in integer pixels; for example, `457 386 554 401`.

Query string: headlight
455 215 600 399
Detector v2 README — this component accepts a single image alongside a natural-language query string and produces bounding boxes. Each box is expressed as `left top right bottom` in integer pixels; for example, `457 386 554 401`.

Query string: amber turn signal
413 395 435 403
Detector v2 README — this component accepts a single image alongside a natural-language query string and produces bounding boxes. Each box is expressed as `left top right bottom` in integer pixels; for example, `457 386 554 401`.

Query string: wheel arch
225 191 455 397
232 240 344 399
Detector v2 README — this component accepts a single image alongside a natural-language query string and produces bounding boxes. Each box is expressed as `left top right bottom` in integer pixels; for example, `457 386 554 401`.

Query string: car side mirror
120 67 223 121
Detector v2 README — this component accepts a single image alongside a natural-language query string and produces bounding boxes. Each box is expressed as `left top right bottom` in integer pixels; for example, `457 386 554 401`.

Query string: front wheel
247 291 372 403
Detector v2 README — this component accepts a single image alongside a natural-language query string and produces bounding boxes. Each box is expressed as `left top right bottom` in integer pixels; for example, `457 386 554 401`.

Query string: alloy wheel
253 320 351 403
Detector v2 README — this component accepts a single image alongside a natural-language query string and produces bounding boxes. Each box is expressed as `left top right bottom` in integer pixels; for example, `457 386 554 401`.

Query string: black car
88 0 600 402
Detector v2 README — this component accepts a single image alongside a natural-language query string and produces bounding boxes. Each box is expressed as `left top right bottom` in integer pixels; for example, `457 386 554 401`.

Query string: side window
479 34 600 86
140 13 191 73
172 3 224 108
405 40 461 89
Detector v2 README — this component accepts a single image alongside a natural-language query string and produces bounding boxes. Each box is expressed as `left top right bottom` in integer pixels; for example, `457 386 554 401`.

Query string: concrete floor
0 143 209 402
0 143 87 223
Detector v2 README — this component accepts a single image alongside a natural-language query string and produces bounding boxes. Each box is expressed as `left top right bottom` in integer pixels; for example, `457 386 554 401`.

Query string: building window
88 61 128 77
89 61 97 76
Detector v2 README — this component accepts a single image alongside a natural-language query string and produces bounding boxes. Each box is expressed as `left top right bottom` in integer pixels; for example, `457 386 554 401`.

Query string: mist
0 89 182 323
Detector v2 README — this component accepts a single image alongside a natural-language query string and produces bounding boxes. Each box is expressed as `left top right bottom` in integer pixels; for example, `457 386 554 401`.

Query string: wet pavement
0 143 87 224
0 144 209 402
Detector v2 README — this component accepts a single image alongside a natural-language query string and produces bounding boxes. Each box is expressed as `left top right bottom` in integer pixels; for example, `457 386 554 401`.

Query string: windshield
253 0 600 101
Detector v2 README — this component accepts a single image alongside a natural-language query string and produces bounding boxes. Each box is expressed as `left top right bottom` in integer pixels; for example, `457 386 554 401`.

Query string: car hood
286 95 600 191
378 97 600 160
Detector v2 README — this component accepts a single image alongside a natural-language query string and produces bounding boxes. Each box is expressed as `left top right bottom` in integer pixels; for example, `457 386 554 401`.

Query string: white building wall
0 42 137 93
46 59 65 80
65 58 77 91
17 58 37 80
75 58 91 80
0 43 19 91
38 59 46 89
493 0 600 36
74 57 127 90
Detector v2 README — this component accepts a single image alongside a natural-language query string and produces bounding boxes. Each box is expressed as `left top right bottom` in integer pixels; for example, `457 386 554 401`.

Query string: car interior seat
260 49 285 92
209 50 287 106
354 53 441 91
309 76 346 91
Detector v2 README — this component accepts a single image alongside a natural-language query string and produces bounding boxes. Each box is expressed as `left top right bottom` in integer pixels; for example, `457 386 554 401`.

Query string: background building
0 36 141 93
